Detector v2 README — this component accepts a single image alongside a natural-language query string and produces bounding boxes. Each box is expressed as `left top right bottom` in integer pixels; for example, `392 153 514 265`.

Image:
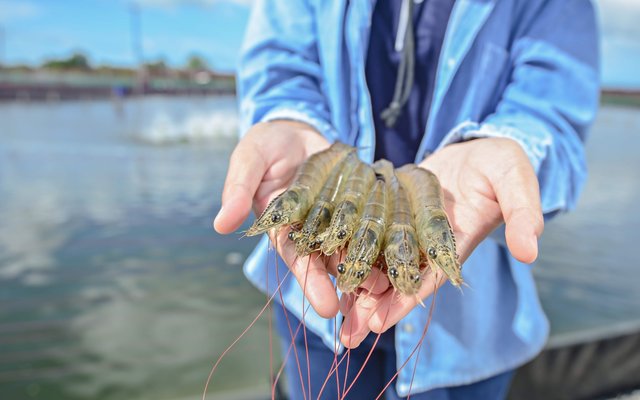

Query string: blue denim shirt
237 0 599 395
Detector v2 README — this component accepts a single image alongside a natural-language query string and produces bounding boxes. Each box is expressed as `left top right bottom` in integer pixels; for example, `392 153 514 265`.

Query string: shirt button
403 323 414 334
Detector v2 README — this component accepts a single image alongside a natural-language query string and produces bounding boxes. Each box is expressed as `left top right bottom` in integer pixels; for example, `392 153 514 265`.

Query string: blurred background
0 1 639 399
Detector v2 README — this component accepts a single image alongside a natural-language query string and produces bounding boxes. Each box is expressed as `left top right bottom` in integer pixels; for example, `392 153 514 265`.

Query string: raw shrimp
336 160 393 293
290 152 359 257
318 160 376 255
396 164 463 287
245 142 355 237
383 172 423 296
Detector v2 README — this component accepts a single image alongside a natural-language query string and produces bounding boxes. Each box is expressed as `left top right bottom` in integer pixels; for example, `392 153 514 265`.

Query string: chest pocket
459 42 510 122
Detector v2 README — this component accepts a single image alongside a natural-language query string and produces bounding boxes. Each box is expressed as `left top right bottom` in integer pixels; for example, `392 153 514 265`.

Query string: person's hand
214 120 341 318
339 137 544 347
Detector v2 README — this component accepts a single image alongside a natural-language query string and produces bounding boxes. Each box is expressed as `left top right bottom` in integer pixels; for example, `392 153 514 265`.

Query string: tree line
1 52 214 75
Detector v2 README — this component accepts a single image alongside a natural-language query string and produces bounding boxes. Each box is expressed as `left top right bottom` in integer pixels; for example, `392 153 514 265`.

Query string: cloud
0 0 41 23
596 0 640 87
597 0 640 38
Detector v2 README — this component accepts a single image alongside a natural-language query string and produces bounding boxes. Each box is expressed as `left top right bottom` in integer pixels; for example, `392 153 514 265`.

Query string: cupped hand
215 120 340 318
340 137 544 347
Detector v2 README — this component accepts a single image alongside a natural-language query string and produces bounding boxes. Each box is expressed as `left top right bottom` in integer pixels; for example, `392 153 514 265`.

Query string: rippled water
0 98 638 399
0 97 269 400
534 106 640 342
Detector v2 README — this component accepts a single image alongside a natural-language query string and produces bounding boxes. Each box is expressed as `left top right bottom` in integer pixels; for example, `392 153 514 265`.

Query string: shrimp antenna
272 234 308 400
201 267 292 399
375 284 439 400
340 297 392 399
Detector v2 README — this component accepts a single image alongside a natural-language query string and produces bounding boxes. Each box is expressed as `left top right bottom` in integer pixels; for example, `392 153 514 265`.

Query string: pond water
0 97 638 399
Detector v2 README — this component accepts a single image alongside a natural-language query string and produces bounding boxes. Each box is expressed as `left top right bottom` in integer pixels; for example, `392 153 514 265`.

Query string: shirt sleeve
438 0 600 217
236 0 338 141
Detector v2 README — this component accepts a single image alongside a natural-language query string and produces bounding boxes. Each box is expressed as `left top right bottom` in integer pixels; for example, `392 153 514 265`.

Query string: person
214 0 599 398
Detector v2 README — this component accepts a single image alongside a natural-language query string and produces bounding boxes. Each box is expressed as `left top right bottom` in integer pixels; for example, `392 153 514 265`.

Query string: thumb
214 140 267 234
494 163 544 264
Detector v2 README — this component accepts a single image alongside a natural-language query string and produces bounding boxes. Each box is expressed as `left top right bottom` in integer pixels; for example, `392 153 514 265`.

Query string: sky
0 0 639 88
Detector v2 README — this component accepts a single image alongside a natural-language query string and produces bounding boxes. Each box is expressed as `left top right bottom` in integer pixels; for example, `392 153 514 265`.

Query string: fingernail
213 206 224 227
529 235 539 255
529 235 538 251
345 332 366 348
356 293 377 309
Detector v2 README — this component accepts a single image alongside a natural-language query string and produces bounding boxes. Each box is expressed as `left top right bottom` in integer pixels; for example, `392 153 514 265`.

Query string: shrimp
318 160 376 255
396 164 463 287
245 142 355 237
210 160 451 400
289 152 359 257
336 160 392 293
382 171 423 296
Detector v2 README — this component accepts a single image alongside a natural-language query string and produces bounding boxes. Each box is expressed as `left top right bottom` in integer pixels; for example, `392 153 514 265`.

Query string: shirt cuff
257 107 339 142
436 120 552 173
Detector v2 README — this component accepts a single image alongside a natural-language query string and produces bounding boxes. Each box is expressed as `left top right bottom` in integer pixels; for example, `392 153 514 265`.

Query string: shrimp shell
396 164 463 287
290 153 359 256
383 172 423 296
245 142 355 237
318 160 376 255
336 160 393 293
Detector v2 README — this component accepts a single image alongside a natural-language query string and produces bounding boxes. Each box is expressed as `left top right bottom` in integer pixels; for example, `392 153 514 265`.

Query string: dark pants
274 304 514 400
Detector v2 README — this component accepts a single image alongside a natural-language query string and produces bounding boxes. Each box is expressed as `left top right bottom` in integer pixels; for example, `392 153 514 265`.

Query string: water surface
0 98 638 399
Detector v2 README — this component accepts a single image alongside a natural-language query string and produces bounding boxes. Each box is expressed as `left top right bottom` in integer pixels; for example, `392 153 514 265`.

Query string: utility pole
129 2 146 94
0 25 5 66
129 2 144 67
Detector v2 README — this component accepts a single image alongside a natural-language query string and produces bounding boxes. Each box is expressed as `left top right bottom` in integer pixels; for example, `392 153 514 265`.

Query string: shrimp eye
271 213 281 223
337 230 347 240
337 263 346 274
356 270 365 279
288 231 295 241
388 268 398 279
428 247 437 258
412 274 421 283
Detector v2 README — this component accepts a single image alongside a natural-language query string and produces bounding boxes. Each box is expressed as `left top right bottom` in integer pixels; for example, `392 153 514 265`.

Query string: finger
493 162 544 264
214 140 268 234
339 292 355 315
368 270 443 334
324 251 345 277
359 267 390 295
340 307 369 349
274 228 339 319
340 291 382 348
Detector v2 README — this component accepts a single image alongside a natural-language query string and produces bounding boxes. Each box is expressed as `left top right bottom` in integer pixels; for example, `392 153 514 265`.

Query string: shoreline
1 85 638 106
0 70 235 102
